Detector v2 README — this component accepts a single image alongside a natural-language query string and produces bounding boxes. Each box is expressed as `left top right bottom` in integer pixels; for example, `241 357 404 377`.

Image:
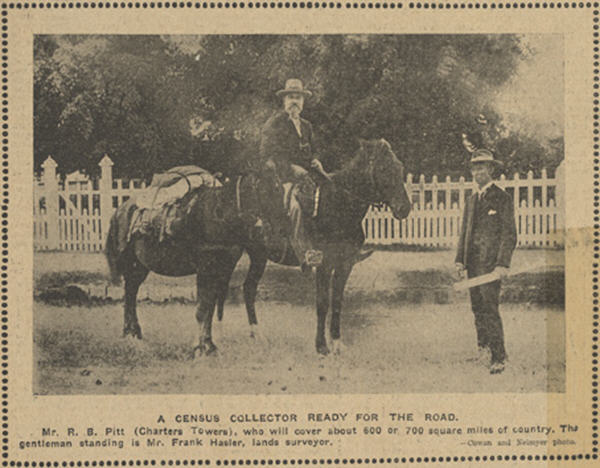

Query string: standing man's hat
470 148 503 166
276 79 313 98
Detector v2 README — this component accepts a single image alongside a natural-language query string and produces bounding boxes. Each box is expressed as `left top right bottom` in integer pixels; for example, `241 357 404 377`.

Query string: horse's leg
244 246 267 338
215 274 229 323
123 255 149 339
195 252 231 358
330 260 354 355
315 263 333 355
194 272 219 358
216 247 243 322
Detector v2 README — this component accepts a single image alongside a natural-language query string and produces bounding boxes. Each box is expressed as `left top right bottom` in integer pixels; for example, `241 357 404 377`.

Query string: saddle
128 166 222 243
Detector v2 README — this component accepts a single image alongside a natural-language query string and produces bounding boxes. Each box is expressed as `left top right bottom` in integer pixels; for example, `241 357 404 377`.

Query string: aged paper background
5 5 597 465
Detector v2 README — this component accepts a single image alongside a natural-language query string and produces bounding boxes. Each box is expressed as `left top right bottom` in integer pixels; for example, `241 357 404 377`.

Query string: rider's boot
305 249 323 266
300 249 322 274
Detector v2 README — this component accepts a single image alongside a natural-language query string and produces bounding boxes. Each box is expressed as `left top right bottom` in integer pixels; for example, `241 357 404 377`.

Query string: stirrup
305 249 323 266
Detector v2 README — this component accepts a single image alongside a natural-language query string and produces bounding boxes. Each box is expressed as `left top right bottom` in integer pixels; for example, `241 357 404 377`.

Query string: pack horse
105 165 286 357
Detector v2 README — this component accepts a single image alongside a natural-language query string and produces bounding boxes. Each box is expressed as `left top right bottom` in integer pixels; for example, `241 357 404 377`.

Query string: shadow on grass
35 327 192 368
34 265 565 307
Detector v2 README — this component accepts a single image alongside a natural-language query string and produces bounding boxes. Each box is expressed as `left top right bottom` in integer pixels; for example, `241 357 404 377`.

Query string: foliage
34 34 563 180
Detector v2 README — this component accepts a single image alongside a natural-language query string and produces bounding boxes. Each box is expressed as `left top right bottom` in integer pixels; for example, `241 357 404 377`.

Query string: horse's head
359 138 411 219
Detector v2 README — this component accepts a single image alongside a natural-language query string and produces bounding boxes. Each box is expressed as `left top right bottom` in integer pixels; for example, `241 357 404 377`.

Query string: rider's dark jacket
259 110 319 180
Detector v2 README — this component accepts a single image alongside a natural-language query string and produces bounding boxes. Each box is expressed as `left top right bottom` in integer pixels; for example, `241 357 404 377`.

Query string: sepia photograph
32 33 565 396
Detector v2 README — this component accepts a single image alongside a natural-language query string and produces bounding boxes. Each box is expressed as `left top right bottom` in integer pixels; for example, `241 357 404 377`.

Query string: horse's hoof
204 343 218 356
192 346 204 360
249 325 261 340
124 333 136 342
331 339 345 355
123 328 142 340
316 344 330 356
192 342 218 359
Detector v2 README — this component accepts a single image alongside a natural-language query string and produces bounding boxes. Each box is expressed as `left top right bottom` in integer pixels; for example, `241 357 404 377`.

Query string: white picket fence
33 155 565 252
363 163 565 248
34 155 148 252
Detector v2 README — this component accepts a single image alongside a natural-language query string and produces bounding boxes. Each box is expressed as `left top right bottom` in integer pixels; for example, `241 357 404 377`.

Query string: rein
235 176 243 214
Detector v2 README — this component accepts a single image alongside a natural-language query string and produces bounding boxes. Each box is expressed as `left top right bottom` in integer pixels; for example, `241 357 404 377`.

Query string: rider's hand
310 159 324 172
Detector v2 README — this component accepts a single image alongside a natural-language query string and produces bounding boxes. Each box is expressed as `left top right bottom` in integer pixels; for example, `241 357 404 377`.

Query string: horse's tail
216 291 226 322
216 246 244 322
105 210 123 286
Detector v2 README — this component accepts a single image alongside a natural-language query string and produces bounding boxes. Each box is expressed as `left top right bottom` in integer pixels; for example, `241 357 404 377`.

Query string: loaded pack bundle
127 166 222 245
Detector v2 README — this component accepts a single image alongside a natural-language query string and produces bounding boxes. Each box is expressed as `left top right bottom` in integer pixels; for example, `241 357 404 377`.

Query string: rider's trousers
288 185 312 265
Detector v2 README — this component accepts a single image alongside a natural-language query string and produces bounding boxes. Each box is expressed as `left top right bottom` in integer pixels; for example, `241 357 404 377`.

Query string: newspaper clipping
3 4 597 467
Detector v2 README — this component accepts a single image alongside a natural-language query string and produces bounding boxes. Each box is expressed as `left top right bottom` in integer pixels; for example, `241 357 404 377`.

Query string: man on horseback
259 78 327 271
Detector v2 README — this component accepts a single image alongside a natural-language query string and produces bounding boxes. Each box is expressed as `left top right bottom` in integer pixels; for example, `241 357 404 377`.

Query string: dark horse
105 168 287 357
217 138 412 355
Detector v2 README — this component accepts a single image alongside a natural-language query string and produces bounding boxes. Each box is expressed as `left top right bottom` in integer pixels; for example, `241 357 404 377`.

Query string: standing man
455 149 517 374
259 78 327 270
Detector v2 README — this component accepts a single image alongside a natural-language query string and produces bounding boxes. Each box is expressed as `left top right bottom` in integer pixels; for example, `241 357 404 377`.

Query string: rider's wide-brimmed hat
276 79 313 98
469 148 503 167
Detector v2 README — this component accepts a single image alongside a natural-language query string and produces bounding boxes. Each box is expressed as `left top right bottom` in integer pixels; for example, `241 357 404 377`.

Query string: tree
35 34 559 180
35 35 196 178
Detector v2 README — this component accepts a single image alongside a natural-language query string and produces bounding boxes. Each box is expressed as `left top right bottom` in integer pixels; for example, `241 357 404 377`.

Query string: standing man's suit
455 183 517 364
